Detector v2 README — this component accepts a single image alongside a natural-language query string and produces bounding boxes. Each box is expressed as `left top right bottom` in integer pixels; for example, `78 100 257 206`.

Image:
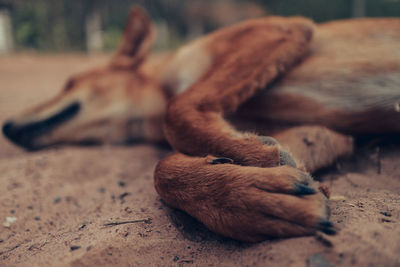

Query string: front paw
198 165 333 242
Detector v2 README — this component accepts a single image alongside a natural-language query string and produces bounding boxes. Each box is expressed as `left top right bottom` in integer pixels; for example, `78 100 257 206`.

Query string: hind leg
272 126 354 173
154 153 333 242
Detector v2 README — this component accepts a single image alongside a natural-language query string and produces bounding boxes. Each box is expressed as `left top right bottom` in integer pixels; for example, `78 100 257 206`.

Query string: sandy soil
0 54 399 267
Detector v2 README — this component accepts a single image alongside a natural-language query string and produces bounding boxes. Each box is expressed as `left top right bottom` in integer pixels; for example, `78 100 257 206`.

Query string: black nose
2 102 81 150
2 120 35 149
2 121 14 141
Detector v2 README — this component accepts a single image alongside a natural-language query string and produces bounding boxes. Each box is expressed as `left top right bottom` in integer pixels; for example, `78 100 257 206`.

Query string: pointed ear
110 6 155 69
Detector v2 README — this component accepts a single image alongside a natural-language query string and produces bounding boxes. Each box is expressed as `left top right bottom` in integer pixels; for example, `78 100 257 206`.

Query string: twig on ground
104 218 151 226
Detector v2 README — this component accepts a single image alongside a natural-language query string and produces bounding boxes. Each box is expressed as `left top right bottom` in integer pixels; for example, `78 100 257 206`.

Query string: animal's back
237 18 400 134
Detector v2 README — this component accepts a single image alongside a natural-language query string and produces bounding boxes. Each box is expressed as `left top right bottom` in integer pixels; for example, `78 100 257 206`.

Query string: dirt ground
0 54 399 267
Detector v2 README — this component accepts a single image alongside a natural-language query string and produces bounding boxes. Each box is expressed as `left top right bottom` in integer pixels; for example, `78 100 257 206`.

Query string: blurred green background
0 0 399 53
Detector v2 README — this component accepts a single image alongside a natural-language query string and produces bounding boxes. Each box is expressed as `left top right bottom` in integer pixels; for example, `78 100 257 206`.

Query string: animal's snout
2 120 33 149
2 101 81 150
2 121 15 142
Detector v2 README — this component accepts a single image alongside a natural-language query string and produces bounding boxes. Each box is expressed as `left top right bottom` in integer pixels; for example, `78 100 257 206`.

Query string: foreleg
154 153 333 242
164 17 314 167
272 126 354 173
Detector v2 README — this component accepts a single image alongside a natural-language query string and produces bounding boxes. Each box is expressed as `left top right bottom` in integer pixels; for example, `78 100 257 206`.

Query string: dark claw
279 150 297 168
318 220 337 235
319 220 333 228
293 183 316 195
211 157 234 165
320 227 337 235
259 136 279 146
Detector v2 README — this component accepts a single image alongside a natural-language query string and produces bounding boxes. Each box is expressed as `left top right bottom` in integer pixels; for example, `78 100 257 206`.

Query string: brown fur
238 18 400 134
164 17 313 167
154 153 326 242
3 7 400 242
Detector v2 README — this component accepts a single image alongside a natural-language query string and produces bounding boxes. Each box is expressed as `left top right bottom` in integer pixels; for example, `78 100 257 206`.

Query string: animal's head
2 7 167 150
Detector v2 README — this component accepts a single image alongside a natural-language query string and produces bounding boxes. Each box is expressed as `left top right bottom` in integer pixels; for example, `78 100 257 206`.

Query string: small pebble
3 217 17 228
70 246 81 251
308 253 332 267
380 211 392 217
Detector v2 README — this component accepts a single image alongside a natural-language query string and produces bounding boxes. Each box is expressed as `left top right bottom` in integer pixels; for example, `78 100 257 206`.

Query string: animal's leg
157 18 330 241
154 153 333 242
272 126 354 173
164 17 314 167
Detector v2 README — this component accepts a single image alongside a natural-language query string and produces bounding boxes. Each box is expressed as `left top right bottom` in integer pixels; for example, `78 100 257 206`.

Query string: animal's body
3 7 400 242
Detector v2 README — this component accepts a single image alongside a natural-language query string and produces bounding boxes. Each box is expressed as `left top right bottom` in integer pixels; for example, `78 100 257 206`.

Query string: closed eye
63 78 76 92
